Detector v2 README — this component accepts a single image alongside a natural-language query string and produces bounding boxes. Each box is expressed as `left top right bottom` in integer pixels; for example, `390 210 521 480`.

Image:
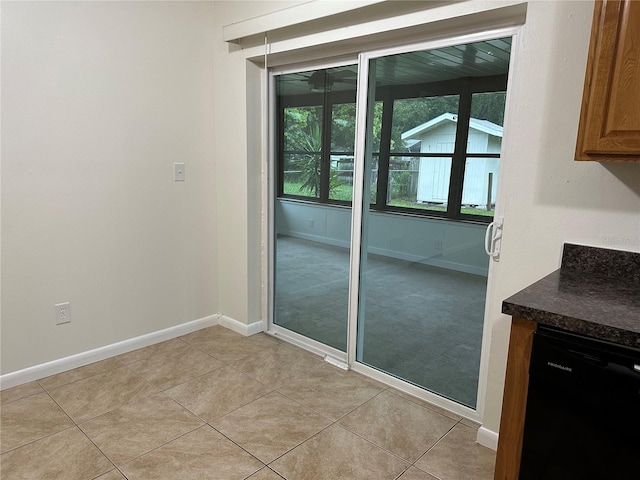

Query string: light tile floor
0 326 496 480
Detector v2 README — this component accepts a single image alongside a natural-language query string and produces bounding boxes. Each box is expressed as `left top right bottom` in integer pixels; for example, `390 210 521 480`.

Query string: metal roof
401 112 503 140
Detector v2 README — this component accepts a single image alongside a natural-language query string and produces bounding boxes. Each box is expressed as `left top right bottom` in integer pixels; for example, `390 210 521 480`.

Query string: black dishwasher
519 326 640 479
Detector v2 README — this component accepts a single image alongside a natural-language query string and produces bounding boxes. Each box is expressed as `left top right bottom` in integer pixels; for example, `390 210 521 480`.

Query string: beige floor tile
211 391 332 463
388 388 463 422
397 466 439 480
0 426 113 480
180 325 242 345
126 344 224 390
0 381 44 405
415 423 496 480
247 467 285 479
38 357 124 391
181 327 277 364
191 334 273 363
246 333 283 348
338 390 457 462
95 470 127 480
230 343 324 389
0 392 74 453
115 337 188 365
79 393 203 465
270 424 408 480
277 365 385 420
165 365 272 421
119 425 263 480
48 366 159 423
1 329 495 480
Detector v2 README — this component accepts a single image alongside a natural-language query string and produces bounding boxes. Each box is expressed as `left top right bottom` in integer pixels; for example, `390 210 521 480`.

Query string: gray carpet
275 235 487 408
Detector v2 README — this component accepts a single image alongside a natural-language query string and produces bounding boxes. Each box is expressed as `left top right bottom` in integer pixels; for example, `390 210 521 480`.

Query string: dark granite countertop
502 244 640 349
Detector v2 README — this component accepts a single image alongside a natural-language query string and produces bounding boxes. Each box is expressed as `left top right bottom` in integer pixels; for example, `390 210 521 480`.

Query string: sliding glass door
273 65 358 355
353 40 510 407
271 34 512 408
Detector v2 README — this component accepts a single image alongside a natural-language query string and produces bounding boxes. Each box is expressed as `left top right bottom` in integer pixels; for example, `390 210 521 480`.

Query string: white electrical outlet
174 163 185 181
55 302 71 325
308 219 314 227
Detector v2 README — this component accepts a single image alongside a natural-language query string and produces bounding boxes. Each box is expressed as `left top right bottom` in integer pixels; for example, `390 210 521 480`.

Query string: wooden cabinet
494 318 537 480
575 0 640 161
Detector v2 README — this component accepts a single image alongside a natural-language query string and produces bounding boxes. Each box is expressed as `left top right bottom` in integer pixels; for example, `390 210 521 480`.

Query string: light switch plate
174 163 185 182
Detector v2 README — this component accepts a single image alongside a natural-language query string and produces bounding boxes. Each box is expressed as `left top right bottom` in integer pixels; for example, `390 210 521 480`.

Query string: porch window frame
276 69 508 223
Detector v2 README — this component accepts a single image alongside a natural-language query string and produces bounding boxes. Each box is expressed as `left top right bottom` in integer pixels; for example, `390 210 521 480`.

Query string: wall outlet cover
55 302 71 325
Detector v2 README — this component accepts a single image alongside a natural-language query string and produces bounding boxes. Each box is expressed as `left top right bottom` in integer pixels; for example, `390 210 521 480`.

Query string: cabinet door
575 0 640 161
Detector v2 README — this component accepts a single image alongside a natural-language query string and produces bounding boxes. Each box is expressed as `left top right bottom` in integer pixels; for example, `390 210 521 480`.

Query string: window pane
331 103 355 152
283 106 323 152
392 96 460 154
387 156 418 208
329 154 354 202
461 91 505 216
460 157 498 216
468 92 505 154
372 101 383 153
388 155 451 212
370 155 379 204
282 153 321 199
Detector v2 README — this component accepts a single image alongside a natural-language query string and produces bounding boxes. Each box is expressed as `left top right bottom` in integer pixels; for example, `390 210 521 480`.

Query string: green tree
470 92 506 126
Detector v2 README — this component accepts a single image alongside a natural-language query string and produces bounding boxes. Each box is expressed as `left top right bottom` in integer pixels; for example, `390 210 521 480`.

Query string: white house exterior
401 113 503 208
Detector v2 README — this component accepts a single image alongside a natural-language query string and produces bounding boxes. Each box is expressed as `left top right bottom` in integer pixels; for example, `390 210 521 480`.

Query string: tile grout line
2 325 490 479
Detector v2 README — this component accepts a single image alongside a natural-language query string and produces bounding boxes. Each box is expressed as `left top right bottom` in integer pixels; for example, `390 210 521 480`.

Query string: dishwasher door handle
606 362 640 380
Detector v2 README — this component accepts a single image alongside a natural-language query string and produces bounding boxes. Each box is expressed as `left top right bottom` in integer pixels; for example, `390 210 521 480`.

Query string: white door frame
266 25 523 422
266 57 358 366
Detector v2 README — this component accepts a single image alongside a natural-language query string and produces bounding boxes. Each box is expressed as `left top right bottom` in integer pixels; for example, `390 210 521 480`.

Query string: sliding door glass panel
356 39 510 407
461 157 499 216
282 106 322 198
460 91 506 215
330 103 356 202
274 66 357 352
388 96 459 211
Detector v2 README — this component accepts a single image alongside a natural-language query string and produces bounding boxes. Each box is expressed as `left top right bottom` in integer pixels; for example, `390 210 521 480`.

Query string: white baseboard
476 426 499 451
0 315 219 391
218 314 264 336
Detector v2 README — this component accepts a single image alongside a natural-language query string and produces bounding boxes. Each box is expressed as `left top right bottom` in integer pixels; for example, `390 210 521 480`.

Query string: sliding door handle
485 216 503 261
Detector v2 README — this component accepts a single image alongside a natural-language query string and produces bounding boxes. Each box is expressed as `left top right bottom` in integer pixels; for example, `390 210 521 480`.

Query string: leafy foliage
282 87 506 205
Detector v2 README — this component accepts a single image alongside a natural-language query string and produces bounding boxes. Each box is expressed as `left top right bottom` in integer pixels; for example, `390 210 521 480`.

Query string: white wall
212 1 301 327
481 0 640 433
214 0 640 438
1 1 217 374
